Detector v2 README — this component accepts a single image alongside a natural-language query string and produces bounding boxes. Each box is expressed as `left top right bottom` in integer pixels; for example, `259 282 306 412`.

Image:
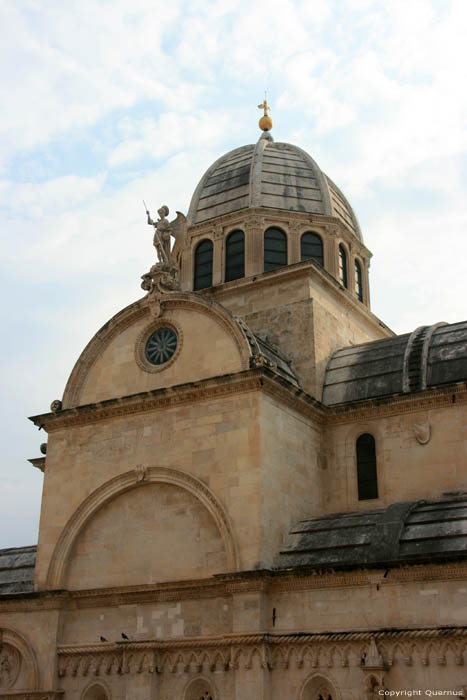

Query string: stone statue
144 202 186 265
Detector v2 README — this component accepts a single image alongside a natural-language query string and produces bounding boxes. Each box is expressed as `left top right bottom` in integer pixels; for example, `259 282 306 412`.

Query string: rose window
145 327 178 365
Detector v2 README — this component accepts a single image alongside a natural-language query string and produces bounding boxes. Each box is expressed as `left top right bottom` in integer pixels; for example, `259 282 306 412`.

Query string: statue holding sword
143 201 186 265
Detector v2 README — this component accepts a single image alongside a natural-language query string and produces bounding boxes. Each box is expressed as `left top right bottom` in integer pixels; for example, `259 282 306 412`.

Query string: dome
187 132 362 241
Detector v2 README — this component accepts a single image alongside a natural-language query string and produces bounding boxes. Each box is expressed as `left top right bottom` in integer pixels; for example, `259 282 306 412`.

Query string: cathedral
1 104 466 699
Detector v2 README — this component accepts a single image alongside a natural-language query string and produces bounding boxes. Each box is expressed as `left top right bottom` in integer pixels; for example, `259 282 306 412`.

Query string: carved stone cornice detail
30 372 264 432
326 383 467 425
3 561 466 612
56 628 467 676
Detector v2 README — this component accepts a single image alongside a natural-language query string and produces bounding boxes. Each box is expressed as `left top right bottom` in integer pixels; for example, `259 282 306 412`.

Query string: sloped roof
187 133 362 241
322 320 467 405
0 545 36 595
278 495 467 570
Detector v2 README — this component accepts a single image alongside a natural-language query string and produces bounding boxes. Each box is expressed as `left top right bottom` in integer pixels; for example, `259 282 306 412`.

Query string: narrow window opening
301 232 323 266
194 240 213 290
355 259 363 301
264 227 287 271
338 244 348 288
357 433 378 500
225 229 245 282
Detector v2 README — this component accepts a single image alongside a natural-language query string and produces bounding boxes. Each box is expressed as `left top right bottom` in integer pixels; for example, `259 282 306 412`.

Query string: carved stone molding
46 466 239 590
30 372 267 432
413 421 431 444
0 628 39 691
0 643 21 688
140 261 181 318
56 628 467 678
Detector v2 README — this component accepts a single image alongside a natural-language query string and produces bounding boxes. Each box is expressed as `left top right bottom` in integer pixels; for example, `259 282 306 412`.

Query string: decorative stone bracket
141 262 181 318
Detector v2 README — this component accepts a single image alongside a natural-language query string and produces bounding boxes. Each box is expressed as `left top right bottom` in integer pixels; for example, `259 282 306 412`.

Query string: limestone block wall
258 393 322 567
54 565 467 699
35 391 263 590
323 399 467 515
210 264 391 398
60 593 233 645
269 569 467 632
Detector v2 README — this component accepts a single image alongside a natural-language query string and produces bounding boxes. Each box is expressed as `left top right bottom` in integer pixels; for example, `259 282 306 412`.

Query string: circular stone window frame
135 319 183 373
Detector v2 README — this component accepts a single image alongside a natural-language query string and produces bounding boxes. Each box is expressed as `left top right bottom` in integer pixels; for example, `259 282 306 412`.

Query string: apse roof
322 320 467 406
187 132 362 241
278 495 467 571
0 545 36 595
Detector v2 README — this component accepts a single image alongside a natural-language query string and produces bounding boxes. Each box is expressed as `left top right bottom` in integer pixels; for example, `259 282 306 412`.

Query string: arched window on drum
194 239 213 290
354 258 363 302
225 230 245 282
301 232 324 267
264 227 287 271
338 243 348 288
356 433 378 500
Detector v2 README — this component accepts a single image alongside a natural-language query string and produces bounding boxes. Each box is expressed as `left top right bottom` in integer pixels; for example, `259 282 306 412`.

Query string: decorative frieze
56 628 467 677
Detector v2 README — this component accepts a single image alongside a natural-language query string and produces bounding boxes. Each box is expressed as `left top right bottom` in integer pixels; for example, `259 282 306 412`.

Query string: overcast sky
1 0 466 548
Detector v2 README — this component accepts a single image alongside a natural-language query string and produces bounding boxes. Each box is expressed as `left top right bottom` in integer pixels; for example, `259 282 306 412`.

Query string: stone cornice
29 371 263 432
29 365 466 434
325 381 467 425
57 625 467 657
28 370 326 433
187 207 371 256
3 562 465 613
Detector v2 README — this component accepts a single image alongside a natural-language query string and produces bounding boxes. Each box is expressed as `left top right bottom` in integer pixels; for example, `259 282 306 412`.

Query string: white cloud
108 110 229 166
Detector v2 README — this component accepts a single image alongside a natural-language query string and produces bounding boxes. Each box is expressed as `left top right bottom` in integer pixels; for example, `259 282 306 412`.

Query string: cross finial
257 97 273 131
257 99 270 117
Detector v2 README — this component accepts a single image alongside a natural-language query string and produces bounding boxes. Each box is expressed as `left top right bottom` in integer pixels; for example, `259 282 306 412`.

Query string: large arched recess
46 466 239 590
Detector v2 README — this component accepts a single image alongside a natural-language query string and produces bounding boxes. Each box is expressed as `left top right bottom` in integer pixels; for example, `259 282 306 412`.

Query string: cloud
108 110 229 166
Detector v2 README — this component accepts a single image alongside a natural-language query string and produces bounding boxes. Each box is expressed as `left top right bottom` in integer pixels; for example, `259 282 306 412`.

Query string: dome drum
179 207 371 307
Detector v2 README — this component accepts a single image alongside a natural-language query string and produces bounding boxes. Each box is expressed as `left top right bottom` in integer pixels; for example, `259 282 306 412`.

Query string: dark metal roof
0 545 36 595
278 495 467 570
187 133 362 240
322 320 467 406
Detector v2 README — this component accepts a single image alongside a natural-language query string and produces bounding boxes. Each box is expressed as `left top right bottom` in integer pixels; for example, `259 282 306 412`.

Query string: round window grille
145 327 178 365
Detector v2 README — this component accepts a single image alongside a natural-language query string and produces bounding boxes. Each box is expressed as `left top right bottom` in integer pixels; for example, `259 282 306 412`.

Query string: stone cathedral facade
1 117 467 700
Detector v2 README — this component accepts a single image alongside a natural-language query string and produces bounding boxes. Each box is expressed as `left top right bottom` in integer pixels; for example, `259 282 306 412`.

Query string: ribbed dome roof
187 132 362 241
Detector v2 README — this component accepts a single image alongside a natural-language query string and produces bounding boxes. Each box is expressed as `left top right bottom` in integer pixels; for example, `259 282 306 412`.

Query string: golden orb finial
258 99 273 131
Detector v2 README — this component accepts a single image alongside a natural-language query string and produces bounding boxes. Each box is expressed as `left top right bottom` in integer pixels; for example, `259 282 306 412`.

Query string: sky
1 0 467 548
